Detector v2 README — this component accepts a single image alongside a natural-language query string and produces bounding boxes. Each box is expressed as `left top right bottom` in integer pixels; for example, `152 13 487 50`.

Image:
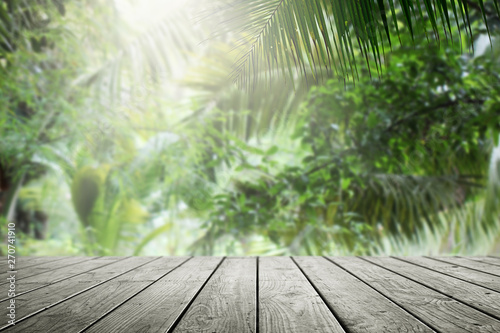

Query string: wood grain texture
17 256 95 271
84 256 222 333
430 256 500 276
1 257 189 333
364 256 500 321
396 257 500 292
259 257 344 333
0 257 94 286
0 256 68 282
295 256 432 332
0 256 68 271
331 256 500 332
173 257 256 333
0 256 499 333
0 256 150 328
464 257 500 267
0 257 119 296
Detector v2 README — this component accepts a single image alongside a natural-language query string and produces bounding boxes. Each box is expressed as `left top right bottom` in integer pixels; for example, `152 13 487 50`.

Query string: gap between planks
2 256 500 333
361 256 500 327
0 257 165 331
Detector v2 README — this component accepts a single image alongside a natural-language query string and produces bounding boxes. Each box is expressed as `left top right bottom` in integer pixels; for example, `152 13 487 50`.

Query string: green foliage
214 0 500 88
195 42 500 255
70 165 149 255
0 0 89 228
2 0 500 256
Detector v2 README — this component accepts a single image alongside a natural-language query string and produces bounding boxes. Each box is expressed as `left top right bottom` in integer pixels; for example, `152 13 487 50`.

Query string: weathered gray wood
0 256 68 271
0 256 152 328
173 257 256 333
259 257 344 333
332 256 500 332
13 256 70 268
0 257 94 285
2 257 189 333
84 256 222 333
396 257 500 292
0 257 6 269
364 256 500 321
0 257 119 296
0 256 499 333
295 256 432 332
431 256 500 276
465 257 500 267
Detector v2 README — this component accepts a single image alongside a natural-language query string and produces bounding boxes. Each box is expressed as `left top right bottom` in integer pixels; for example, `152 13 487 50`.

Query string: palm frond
181 42 316 140
214 0 500 88
374 196 499 255
348 173 483 238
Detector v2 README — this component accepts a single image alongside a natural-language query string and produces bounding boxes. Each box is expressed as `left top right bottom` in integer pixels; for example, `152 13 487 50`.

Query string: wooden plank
259 257 344 333
18 256 97 275
0 257 68 271
83 256 222 333
0 256 153 327
331 256 500 332
3 256 500 332
431 257 500 275
0 257 94 285
396 257 500 292
295 256 432 332
2 257 189 332
466 257 500 267
364 256 500 321
0 257 119 296
10 256 70 269
173 257 256 333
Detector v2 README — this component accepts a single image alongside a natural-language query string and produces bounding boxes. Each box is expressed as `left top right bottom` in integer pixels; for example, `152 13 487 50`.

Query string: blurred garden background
1 0 500 256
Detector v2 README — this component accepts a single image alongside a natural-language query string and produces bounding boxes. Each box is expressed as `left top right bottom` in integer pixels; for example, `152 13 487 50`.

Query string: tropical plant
2 0 500 256
0 0 83 236
191 41 500 255
209 0 500 88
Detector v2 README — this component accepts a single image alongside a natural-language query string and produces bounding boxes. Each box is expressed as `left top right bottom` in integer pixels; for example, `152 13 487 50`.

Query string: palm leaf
212 0 499 88
181 42 316 140
348 173 483 238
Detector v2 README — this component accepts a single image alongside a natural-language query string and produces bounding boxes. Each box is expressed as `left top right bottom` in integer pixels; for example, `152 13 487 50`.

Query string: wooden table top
0 256 499 332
